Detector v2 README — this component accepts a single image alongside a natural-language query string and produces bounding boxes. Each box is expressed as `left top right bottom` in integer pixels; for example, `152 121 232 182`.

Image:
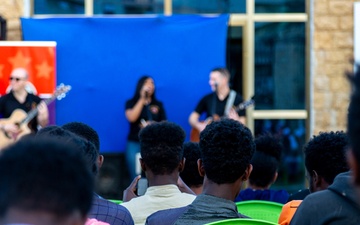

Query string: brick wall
312 0 354 134
0 0 23 40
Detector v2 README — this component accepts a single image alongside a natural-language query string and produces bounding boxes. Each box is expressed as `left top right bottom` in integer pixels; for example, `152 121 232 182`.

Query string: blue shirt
235 188 289 204
89 196 134 225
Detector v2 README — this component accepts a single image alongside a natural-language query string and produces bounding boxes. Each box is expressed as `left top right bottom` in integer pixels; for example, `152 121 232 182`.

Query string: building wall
312 0 355 134
0 0 23 40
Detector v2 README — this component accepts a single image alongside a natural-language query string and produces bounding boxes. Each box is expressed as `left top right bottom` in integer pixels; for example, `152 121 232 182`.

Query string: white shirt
121 184 195 225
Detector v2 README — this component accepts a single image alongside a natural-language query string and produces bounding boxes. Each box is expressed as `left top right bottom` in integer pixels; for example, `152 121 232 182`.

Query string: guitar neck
20 96 56 125
234 99 255 112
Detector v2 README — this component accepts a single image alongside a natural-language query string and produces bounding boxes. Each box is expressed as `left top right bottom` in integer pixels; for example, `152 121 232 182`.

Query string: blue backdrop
21 15 229 153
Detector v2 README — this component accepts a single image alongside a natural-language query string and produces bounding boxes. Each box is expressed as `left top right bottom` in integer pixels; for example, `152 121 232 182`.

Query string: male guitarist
0 68 49 138
189 68 246 139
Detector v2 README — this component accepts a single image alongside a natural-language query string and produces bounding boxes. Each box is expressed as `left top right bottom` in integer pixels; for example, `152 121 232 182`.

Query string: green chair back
108 199 123 204
236 200 283 223
206 218 279 225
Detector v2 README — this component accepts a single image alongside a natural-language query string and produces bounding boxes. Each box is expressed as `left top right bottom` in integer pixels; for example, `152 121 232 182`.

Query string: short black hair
199 119 255 184
348 65 360 174
211 67 230 80
36 126 99 175
249 134 283 187
180 142 204 187
62 121 100 152
0 138 94 219
304 131 349 184
139 121 185 175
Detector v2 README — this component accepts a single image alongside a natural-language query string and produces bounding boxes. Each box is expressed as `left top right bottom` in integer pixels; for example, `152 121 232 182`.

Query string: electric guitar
190 98 255 142
0 84 71 150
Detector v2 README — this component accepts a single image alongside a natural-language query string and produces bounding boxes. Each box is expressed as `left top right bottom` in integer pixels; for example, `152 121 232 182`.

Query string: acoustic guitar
0 84 71 150
190 98 255 142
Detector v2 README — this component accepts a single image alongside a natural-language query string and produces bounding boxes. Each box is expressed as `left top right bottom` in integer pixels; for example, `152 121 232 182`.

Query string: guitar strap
224 90 236 117
210 92 217 116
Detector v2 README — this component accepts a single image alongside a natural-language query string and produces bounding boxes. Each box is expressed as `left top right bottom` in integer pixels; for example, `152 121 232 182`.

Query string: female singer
125 76 167 179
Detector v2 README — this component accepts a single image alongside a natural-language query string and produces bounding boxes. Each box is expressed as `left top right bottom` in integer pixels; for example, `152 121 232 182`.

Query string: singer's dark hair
131 76 157 101
211 67 230 80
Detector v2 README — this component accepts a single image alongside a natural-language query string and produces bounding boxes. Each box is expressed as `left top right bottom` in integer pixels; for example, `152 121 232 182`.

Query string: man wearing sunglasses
0 68 49 145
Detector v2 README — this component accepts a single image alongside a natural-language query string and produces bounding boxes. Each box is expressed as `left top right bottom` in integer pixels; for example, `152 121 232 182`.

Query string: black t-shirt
194 91 246 118
125 98 167 142
0 92 42 132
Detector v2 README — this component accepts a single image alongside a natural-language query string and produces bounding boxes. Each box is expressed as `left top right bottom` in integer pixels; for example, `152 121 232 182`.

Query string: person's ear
197 159 205 177
312 170 325 190
140 158 146 172
348 149 360 184
179 158 185 172
272 172 278 184
97 155 104 169
242 164 253 181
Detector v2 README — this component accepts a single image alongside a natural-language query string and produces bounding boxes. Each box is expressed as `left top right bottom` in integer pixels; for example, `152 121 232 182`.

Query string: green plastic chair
236 200 283 224
108 199 123 204
206 218 279 225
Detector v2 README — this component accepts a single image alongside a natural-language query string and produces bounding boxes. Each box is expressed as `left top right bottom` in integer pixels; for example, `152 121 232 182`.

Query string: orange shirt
278 200 302 225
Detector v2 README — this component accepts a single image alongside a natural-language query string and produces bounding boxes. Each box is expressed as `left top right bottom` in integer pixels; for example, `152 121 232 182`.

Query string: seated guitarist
189 68 246 141
0 68 49 137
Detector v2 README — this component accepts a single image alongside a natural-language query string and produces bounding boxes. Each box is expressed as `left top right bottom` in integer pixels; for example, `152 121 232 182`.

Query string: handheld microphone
144 91 149 98
214 82 218 92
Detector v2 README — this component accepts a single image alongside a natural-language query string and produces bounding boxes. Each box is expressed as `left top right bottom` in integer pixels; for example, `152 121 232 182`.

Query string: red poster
0 41 56 96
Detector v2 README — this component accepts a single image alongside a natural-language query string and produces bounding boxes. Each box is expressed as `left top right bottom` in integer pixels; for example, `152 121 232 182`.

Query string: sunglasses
9 77 24 81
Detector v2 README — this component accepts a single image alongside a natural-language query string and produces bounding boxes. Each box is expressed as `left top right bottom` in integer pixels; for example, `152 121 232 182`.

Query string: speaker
0 16 6 40
95 153 131 200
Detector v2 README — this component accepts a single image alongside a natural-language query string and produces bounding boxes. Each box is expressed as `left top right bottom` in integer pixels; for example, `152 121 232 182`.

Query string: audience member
286 131 353 225
0 138 93 225
180 142 204 195
62 121 104 170
146 119 255 225
235 134 288 204
37 125 134 225
121 121 195 225
36 125 99 174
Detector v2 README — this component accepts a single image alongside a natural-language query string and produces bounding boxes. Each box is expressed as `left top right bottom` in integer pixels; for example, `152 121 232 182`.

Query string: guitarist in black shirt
189 68 247 142
0 68 49 148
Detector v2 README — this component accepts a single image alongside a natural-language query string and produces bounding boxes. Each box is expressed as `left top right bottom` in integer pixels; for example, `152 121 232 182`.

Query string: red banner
0 41 56 96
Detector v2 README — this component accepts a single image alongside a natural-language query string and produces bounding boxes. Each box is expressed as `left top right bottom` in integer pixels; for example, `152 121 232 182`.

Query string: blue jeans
125 141 141 179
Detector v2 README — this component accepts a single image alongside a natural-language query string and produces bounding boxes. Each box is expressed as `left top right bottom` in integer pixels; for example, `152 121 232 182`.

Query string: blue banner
21 15 229 153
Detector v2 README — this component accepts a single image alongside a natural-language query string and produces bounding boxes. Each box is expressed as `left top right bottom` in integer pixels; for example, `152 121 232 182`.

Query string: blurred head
62 122 100 153
199 119 255 186
249 134 283 188
0 138 94 225
36 126 99 176
209 68 230 91
139 121 185 175
180 142 204 190
347 65 360 186
62 122 104 171
133 76 156 100
9 68 28 92
304 131 349 193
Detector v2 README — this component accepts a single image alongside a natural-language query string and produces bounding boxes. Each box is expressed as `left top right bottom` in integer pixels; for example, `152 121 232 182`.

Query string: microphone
214 82 218 92
144 91 149 98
